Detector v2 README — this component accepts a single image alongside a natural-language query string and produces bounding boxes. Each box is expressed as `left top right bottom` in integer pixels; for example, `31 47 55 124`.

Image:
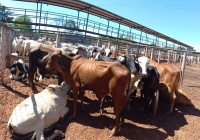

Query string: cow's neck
135 62 140 73
59 54 82 86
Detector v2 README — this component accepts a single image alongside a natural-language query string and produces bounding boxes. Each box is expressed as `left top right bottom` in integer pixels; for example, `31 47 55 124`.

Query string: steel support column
84 11 89 44
115 23 121 58
38 0 43 39
106 20 109 36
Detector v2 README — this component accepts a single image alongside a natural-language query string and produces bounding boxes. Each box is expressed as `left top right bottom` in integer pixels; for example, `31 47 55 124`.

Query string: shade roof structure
14 0 193 50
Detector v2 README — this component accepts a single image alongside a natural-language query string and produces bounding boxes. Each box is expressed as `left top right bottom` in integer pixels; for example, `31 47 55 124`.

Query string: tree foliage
64 19 78 29
64 19 79 33
11 16 33 31
0 5 14 22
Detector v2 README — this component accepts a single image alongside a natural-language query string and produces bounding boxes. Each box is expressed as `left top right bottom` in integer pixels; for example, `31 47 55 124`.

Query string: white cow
7 82 70 140
22 40 40 56
12 36 25 56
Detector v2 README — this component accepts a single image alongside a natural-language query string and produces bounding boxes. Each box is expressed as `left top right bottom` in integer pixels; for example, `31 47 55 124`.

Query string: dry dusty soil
0 64 200 140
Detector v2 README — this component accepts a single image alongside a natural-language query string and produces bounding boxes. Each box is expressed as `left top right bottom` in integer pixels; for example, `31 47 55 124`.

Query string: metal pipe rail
1 6 180 49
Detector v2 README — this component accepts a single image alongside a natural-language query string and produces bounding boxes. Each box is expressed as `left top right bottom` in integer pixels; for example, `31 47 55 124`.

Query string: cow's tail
7 120 35 140
175 69 183 95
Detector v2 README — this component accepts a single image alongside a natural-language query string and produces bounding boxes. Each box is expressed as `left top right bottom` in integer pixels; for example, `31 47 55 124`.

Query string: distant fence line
0 25 200 84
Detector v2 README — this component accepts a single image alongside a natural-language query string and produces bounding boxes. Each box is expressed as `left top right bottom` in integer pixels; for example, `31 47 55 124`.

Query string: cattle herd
7 35 192 140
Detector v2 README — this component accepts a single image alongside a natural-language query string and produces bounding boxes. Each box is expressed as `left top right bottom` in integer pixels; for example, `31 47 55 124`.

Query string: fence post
6 29 12 68
157 49 161 63
167 50 170 64
150 47 154 60
181 51 187 84
56 32 60 48
0 26 7 84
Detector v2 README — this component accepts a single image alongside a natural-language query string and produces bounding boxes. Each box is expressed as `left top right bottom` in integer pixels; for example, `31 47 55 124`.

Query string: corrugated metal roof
14 0 193 49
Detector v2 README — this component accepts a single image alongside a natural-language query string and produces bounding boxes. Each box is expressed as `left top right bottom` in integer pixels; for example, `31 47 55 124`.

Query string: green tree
64 19 79 33
0 5 14 22
11 16 32 31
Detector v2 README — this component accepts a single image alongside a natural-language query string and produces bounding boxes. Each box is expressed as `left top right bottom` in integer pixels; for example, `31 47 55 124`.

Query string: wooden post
150 47 154 60
96 39 100 47
167 50 170 63
143 48 146 56
157 49 161 63
126 44 131 55
181 52 187 84
174 52 177 64
197 57 200 67
145 47 148 56
56 32 60 48
0 26 7 84
6 28 11 68
107 41 111 49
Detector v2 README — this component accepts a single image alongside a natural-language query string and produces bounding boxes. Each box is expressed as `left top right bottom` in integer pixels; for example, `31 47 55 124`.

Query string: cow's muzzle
141 73 148 77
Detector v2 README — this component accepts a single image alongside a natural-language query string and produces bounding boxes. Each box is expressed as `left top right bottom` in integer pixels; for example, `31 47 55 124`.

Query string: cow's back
70 58 130 93
149 61 181 101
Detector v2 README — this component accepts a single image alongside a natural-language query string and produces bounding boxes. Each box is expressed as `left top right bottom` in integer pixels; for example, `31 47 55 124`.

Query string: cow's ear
46 86 55 92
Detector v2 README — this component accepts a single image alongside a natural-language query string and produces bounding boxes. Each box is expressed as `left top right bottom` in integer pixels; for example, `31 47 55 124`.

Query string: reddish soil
0 64 200 140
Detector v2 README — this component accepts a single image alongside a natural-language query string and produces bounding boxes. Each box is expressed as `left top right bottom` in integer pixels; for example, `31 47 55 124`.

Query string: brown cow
28 43 88 93
149 60 191 113
46 50 131 137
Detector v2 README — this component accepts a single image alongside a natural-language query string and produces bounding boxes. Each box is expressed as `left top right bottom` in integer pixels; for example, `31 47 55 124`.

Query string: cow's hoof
108 127 117 137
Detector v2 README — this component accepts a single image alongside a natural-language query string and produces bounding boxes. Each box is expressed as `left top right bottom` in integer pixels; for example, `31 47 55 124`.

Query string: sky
1 0 200 52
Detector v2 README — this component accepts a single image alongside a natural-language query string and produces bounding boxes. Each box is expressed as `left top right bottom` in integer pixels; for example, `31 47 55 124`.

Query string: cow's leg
57 72 64 85
28 66 38 93
99 97 106 114
153 89 159 116
169 88 176 114
79 90 85 109
108 92 124 137
28 54 38 93
71 89 78 119
35 130 45 140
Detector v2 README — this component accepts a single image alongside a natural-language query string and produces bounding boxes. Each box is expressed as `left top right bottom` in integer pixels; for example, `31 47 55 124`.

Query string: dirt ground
0 64 200 140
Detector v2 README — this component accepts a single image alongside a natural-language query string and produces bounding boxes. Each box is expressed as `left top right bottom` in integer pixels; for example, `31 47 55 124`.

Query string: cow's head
47 83 70 100
47 84 63 94
72 46 88 58
10 61 18 75
120 54 138 74
46 50 65 73
136 56 149 77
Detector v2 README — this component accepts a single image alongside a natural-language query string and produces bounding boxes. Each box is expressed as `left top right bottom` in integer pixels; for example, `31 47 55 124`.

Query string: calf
9 59 29 82
139 66 160 116
7 82 70 140
46 51 131 137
